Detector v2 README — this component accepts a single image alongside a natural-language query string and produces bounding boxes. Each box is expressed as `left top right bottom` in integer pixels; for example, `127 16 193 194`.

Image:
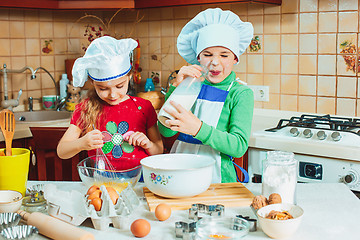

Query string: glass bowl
195 217 250 239
77 155 142 192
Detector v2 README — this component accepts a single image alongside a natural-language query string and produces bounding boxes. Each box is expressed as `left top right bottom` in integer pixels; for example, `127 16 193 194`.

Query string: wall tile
337 33 357 54
231 3 248 16
160 7 174 20
318 76 336 96
40 55 55 72
337 55 356 76
137 21 149 38
264 74 280 94
149 21 161 37
300 0 318 12
264 5 281 14
263 93 280 109
0 21 10 38
357 100 360 117
10 22 25 38
319 12 337 33
25 39 40 55
338 12 358 33
281 74 298 94
234 54 246 73
299 75 316 95
148 37 161 54
281 55 298 74
317 97 335 114
299 34 317 54
281 14 298 34
161 20 174 37
9 9 24 21
339 0 358 11
248 3 263 16
248 15 263 34
263 35 280 53
318 55 336 75
281 35 298 54
247 55 263 74
280 94 297 111
281 0 299 13
299 96 316 113
319 0 337 11
53 22 67 38
161 37 175 55
0 39 11 56
246 73 263 85
53 39 67 55
337 98 356 116
174 19 188 36
39 22 53 38
10 39 26 56
300 13 317 33
299 55 317 74
25 22 40 38
264 15 280 34
337 76 357 98
264 55 280 74
0 9 9 20
318 34 337 54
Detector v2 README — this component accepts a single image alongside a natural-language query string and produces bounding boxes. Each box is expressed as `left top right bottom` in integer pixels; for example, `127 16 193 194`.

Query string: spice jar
262 151 298 204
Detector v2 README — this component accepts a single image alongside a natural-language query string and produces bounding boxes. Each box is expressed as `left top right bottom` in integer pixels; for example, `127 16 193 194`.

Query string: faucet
32 67 64 111
0 63 36 110
161 70 179 95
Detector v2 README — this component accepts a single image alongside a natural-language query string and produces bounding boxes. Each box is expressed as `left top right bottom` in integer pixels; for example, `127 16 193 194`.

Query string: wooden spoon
0 109 15 156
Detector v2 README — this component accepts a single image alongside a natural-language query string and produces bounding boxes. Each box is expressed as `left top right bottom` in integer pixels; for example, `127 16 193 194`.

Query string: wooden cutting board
143 182 255 212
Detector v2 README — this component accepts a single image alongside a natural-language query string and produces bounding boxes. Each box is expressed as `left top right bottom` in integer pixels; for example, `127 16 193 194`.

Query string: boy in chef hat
159 8 254 183
57 36 163 169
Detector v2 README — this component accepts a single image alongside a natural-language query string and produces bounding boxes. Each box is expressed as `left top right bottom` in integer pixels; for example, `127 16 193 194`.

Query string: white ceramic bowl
0 190 23 213
140 154 215 198
257 203 304 239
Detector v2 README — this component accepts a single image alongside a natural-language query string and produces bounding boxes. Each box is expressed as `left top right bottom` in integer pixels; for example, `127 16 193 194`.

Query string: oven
248 114 360 197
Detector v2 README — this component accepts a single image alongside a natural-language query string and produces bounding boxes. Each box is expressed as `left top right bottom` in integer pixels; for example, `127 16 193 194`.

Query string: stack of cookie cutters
0 213 39 239
175 203 225 239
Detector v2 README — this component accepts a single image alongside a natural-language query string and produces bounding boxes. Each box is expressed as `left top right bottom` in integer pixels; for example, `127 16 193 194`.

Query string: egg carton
44 184 140 230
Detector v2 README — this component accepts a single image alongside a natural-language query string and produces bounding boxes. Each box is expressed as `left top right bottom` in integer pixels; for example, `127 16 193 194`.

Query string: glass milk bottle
158 66 208 128
262 151 298 204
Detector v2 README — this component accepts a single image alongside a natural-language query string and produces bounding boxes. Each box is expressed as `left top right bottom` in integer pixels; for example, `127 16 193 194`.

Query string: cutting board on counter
143 182 255 212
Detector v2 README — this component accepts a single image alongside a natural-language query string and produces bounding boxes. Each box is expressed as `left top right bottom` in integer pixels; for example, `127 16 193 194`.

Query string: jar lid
265 151 297 165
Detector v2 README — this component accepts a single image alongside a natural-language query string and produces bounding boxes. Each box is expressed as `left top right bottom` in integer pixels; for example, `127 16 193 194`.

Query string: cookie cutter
236 214 257 232
175 221 196 240
189 203 225 221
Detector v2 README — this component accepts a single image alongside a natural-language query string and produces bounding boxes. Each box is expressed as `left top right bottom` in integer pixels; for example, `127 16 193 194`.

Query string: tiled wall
0 0 359 117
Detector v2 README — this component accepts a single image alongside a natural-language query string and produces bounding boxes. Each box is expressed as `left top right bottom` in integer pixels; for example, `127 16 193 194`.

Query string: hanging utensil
0 109 15 156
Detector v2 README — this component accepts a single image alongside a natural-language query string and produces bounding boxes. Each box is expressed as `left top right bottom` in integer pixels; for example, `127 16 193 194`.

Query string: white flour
262 164 297 204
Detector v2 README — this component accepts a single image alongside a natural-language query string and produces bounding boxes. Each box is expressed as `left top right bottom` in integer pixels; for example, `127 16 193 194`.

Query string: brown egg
155 203 171 221
88 190 102 201
90 197 102 211
86 185 100 196
106 187 119 205
130 219 151 238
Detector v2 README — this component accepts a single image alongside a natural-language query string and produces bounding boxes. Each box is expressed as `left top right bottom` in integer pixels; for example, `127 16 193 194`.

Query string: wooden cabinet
135 0 281 8
0 0 280 9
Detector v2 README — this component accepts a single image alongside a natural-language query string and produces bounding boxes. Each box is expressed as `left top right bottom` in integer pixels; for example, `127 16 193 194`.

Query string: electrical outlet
248 85 269 102
150 71 161 86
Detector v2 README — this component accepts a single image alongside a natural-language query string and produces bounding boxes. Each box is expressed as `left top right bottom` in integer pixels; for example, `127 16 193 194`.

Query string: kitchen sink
14 111 72 122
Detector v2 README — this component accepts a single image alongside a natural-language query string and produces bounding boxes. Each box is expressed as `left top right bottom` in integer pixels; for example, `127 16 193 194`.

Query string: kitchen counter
26 181 360 240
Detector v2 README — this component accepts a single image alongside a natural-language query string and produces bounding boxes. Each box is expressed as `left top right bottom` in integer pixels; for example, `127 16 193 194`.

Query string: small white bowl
0 190 23 213
257 203 304 239
141 154 215 198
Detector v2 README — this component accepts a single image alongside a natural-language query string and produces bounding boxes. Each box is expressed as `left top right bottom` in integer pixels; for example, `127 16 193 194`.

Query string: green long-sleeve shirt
158 71 254 182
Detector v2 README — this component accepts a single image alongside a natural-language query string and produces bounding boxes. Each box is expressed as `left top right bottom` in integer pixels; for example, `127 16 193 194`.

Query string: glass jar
262 151 298 204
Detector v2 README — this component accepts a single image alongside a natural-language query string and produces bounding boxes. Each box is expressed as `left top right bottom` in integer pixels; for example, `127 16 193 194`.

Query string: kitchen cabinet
135 0 281 8
0 0 280 9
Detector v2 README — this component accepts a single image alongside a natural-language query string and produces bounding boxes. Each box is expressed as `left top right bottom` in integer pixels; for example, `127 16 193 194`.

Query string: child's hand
125 131 153 150
164 100 202 136
81 129 104 150
172 65 203 87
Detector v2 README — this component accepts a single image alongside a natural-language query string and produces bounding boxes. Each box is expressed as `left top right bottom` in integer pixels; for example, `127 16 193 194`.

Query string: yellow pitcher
0 148 30 196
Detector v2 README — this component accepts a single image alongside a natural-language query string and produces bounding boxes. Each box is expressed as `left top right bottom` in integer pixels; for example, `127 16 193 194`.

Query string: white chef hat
177 8 254 65
72 36 138 87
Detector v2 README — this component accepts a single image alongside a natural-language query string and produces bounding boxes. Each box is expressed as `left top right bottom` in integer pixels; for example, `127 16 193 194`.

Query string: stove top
251 114 360 161
266 114 360 136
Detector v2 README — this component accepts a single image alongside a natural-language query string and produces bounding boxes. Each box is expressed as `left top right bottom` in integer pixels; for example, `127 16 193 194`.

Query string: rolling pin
17 210 95 240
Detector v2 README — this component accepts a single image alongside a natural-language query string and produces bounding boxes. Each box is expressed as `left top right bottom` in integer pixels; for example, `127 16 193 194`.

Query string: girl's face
198 46 237 84
92 75 130 105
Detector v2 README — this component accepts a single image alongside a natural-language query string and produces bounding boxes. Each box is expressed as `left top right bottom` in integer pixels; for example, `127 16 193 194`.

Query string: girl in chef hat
57 36 163 169
159 8 254 183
